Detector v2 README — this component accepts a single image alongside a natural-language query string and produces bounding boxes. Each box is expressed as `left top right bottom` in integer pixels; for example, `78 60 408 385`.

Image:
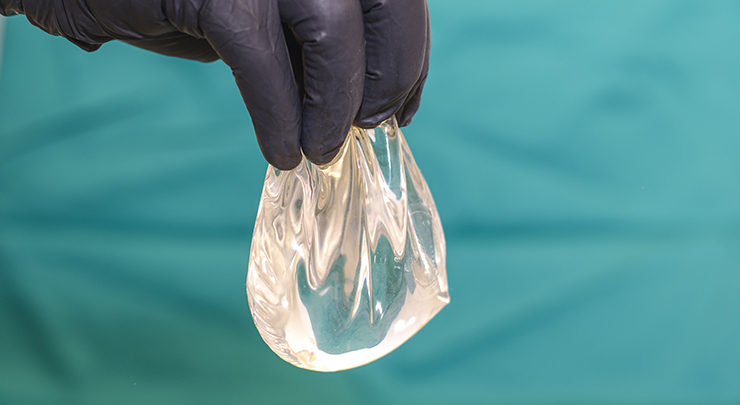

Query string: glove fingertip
301 119 352 165
262 141 303 170
354 109 395 129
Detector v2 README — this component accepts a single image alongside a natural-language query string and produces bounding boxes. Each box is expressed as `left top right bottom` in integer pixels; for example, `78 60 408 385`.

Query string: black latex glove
0 0 430 170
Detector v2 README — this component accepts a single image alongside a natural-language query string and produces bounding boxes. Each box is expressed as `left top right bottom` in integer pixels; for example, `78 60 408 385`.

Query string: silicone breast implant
247 118 449 372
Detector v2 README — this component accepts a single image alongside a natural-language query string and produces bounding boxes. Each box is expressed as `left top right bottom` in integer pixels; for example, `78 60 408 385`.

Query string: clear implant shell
247 118 449 372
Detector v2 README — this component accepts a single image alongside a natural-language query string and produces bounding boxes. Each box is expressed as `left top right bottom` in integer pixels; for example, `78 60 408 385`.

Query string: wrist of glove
2 0 430 171
1 0 24 17
5 0 107 51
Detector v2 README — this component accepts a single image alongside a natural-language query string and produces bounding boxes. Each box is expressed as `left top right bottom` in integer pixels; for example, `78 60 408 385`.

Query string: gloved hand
0 0 430 170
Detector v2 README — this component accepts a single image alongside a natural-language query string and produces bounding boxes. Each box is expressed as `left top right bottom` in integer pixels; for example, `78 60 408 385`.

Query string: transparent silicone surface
247 118 449 372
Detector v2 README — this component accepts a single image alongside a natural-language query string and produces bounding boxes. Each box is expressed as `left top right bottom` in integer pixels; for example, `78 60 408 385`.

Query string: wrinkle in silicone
247 118 449 372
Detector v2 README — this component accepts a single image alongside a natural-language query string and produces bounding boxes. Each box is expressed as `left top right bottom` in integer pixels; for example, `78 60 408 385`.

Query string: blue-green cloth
2 1 740 403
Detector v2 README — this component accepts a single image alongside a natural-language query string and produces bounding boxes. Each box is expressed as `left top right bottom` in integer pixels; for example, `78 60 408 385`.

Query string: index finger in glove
354 0 428 128
201 0 302 170
279 0 365 165
395 8 430 127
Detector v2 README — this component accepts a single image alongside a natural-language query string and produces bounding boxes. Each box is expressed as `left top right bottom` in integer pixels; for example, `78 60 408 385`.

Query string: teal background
2 1 740 403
